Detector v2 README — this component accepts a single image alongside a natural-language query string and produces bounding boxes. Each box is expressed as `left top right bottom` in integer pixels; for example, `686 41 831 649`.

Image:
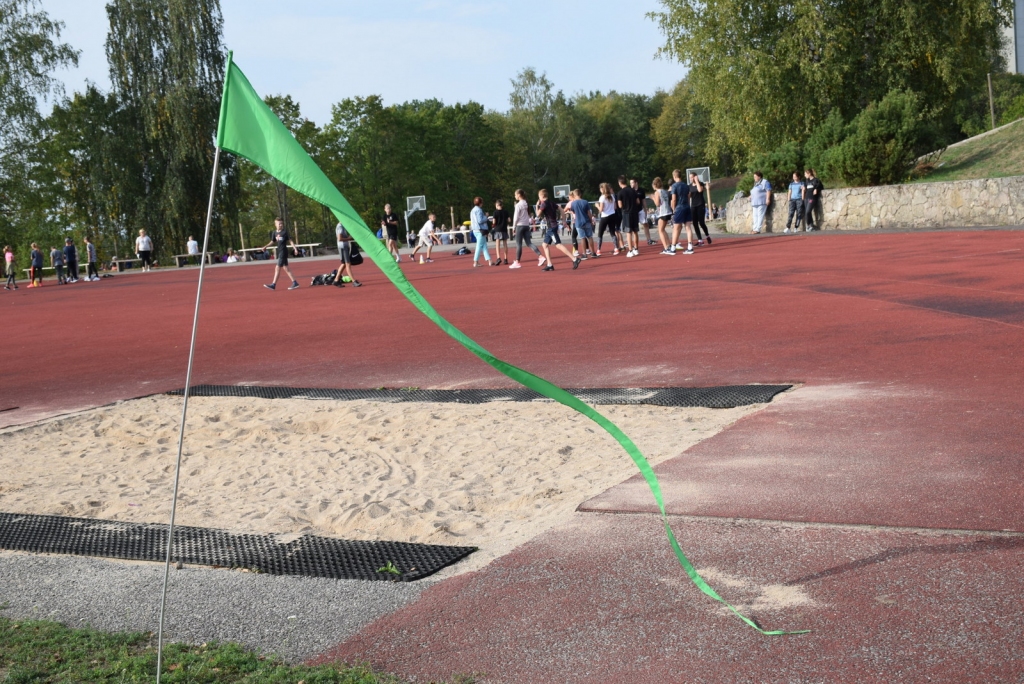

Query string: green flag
215 53 804 636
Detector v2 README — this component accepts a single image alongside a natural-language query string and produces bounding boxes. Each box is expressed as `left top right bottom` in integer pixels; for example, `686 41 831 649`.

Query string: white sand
0 396 763 573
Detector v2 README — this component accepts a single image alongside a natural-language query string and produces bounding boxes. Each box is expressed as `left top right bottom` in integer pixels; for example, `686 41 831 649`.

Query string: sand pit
0 395 764 573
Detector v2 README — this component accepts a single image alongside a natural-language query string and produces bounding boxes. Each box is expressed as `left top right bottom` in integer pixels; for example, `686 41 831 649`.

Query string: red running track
4 229 1024 682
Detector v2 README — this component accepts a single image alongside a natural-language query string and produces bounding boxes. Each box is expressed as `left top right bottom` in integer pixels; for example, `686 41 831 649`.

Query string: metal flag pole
155 145 222 684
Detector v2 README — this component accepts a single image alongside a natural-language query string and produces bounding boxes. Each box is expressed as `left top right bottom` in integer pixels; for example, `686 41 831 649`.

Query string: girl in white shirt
595 183 621 256
652 177 675 255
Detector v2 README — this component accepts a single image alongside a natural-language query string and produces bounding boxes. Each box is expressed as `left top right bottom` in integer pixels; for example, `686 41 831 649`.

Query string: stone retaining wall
725 175 1024 233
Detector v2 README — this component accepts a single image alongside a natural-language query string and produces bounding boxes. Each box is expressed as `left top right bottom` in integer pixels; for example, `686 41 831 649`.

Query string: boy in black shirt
617 176 639 257
63 238 78 283
803 169 823 231
262 217 300 290
689 172 712 245
537 189 579 271
492 200 510 265
381 204 401 262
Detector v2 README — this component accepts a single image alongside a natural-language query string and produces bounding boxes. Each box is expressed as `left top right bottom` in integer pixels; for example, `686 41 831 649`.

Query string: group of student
748 168 824 234
4 237 101 290
389 169 717 272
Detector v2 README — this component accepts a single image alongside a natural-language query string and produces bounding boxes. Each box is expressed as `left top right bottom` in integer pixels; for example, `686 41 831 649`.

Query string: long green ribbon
216 53 806 636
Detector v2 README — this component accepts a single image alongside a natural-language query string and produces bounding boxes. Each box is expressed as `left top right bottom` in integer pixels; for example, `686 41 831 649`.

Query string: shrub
824 90 933 186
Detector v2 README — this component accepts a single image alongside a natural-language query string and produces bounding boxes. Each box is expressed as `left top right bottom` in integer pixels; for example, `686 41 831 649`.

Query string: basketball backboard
406 196 426 214
554 185 570 200
686 167 712 184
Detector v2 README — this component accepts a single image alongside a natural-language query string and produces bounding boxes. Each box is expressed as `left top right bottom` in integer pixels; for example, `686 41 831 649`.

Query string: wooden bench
174 252 213 267
22 264 87 278
238 243 321 262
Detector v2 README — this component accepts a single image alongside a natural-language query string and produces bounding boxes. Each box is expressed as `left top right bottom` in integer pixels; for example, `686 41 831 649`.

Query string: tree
650 0 1014 162
0 0 77 251
105 0 232 257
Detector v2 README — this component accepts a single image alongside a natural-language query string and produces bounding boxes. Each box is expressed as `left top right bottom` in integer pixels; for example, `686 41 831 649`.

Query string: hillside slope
915 119 1024 183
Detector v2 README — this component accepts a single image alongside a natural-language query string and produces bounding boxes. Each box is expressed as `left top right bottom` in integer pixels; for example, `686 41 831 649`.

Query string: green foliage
741 141 804 194
955 72 1024 135
825 90 935 186
105 0 235 258
0 616 473 682
651 0 1014 164
0 0 77 255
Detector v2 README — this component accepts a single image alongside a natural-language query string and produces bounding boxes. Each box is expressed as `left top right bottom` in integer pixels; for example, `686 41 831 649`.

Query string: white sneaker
509 261 521 269
673 243 684 250
683 246 694 255
626 250 635 258
783 228 790 233
660 249 676 255
538 255 546 267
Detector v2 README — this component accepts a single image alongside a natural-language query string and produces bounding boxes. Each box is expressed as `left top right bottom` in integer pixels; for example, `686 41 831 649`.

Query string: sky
40 0 687 125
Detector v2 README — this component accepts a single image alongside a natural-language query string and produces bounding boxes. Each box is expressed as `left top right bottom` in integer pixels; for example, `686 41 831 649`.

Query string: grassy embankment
0 617 473 684
914 118 1024 183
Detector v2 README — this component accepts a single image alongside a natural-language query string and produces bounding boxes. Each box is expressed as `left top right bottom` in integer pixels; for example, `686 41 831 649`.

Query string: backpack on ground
311 269 338 286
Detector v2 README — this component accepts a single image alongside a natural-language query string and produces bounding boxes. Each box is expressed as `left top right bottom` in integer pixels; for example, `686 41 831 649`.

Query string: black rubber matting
170 384 791 409
0 512 474 582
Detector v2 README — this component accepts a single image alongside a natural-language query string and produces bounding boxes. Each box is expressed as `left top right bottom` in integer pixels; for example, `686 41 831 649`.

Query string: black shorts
138 250 152 265
277 251 289 267
386 227 398 241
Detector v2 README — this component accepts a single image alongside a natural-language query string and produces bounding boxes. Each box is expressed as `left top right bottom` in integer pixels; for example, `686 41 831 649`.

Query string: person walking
594 183 619 256
567 190 597 259
50 245 66 284
750 171 772 234
331 220 362 288
4 246 16 290
262 217 300 290
492 200 510 265
784 172 804 233
689 172 712 245
62 238 78 283
669 170 694 254
28 243 43 287
470 198 494 267
83 236 99 280
411 213 439 263
509 189 541 269
652 178 676 255
803 168 823 231
135 229 154 271
381 203 402 263
537 189 579 271
617 176 640 257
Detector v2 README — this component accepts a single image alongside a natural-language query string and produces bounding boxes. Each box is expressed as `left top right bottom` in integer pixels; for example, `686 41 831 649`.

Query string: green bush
824 90 933 186
803 110 848 181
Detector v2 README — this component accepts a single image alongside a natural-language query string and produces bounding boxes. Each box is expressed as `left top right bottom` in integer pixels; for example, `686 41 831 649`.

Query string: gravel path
0 550 426 663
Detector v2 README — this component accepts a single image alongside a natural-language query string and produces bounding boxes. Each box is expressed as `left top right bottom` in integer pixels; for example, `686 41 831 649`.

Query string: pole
154 145 221 684
450 207 455 234
294 221 300 251
403 211 410 245
988 73 996 131
238 222 246 251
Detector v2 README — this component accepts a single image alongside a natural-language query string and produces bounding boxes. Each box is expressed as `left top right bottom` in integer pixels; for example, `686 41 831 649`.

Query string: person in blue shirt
669 169 694 254
566 190 596 259
749 171 772 234
785 172 804 233
28 243 44 287
470 197 493 267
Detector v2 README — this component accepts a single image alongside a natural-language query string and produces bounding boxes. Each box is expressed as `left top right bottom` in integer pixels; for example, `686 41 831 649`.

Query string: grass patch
914 119 1024 183
0 617 472 683
709 176 739 207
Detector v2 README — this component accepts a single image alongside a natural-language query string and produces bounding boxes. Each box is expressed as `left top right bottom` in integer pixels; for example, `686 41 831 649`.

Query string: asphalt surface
0 550 425 663
2 228 1023 682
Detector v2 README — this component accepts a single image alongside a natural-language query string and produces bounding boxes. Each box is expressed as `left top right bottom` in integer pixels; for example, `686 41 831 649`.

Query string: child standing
50 246 66 284
3 246 16 290
84 236 98 280
28 243 43 287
